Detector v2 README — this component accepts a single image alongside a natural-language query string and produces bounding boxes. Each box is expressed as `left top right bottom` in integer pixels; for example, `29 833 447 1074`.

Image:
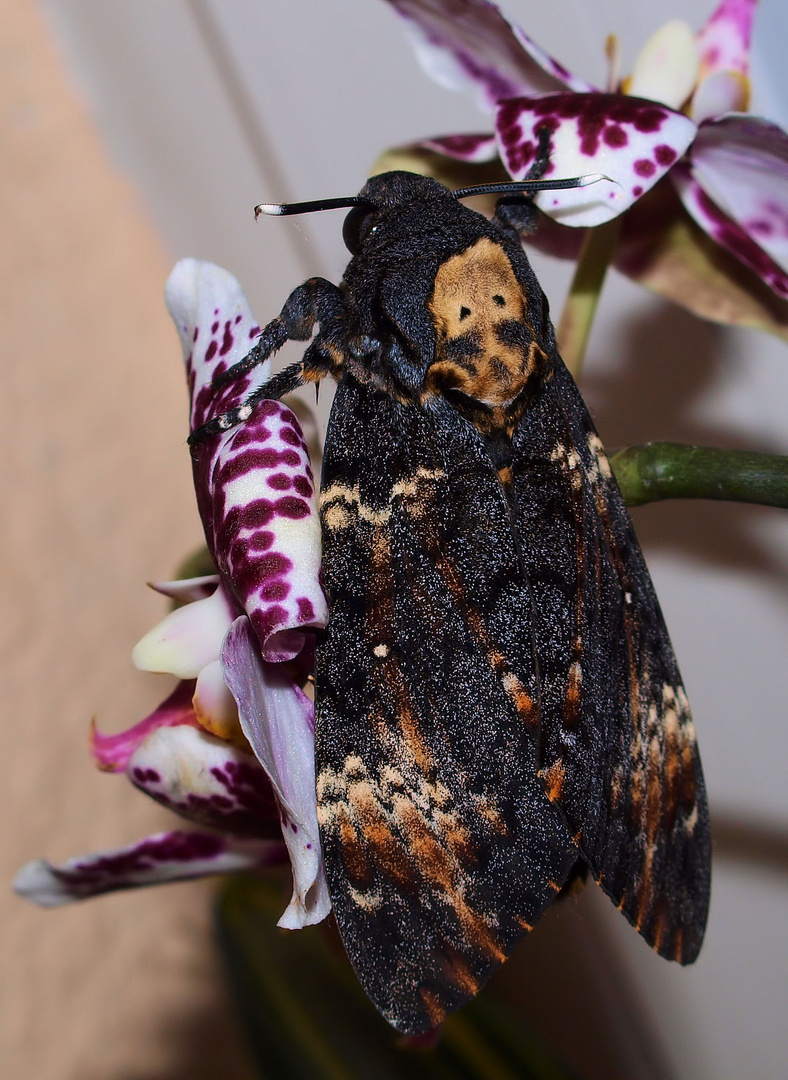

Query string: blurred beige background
3 1 788 1077
0 3 255 1077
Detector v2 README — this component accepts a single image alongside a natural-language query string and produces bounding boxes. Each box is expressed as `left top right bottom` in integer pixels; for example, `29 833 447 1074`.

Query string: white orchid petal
128 723 278 835
689 115 788 276
496 94 696 226
221 617 330 928
388 0 592 116
14 832 279 906
131 582 237 677
627 20 699 111
690 69 749 123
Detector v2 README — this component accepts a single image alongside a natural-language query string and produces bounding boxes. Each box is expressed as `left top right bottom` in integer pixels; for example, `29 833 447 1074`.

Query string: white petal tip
13 861 73 907
276 884 332 929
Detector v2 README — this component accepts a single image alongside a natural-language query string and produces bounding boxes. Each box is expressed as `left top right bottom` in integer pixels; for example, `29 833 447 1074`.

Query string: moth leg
494 125 553 236
189 277 347 445
525 124 553 184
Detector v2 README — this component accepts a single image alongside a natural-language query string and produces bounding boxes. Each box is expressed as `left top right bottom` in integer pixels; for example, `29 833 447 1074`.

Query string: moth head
254 171 607 396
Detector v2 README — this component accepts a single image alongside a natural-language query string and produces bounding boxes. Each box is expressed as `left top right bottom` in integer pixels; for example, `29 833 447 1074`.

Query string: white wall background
40 2 788 1077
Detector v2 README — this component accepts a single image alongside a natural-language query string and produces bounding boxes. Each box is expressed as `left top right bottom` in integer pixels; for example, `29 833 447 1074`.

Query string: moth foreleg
189 277 346 445
493 125 552 236
213 277 344 388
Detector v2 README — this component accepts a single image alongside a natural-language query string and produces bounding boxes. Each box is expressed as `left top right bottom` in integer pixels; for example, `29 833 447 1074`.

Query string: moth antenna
452 174 614 200
255 196 370 219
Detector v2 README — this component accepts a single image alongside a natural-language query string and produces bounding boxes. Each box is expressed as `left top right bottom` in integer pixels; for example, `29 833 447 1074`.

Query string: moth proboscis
190 169 711 1035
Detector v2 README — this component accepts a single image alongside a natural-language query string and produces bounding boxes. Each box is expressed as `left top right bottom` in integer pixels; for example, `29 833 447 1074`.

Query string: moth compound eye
342 205 376 255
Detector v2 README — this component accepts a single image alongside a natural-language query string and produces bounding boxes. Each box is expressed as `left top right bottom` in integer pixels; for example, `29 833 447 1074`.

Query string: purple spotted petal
385 0 593 115
688 115 788 277
127 723 280 837
166 260 269 433
695 0 756 79
165 260 328 663
673 161 788 299
14 832 283 907
420 131 499 162
496 93 697 226
91 680 201 772
221 617 330 929
204 399 326 662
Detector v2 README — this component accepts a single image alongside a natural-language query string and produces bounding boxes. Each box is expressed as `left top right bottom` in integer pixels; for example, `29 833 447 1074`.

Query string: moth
191 169 711 1034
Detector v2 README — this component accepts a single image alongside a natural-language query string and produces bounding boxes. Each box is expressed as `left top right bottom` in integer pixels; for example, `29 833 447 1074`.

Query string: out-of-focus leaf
174 546 217 582
215 873 576 1080
611 442 788 508
617 183 788 342
556 217 621 377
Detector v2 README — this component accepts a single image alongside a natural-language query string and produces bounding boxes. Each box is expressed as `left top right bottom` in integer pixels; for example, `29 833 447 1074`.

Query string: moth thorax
425 237 548 412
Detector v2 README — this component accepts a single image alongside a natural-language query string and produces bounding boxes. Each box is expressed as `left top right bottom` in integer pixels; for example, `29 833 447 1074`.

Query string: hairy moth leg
493 124 552 236
189 277 347 444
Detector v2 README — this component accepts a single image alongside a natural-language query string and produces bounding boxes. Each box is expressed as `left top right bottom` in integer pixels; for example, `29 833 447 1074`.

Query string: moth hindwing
199 172 711 1034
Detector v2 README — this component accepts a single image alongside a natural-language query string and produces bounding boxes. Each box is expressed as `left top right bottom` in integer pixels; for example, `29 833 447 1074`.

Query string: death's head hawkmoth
190 169 711 1035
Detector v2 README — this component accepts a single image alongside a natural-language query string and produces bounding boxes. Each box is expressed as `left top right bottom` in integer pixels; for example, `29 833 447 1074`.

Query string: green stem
556 217 621 379
610 443 788 508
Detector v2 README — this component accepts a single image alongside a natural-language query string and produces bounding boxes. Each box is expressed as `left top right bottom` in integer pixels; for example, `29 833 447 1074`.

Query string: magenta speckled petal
165 260 269 432
420 131 499 162
14 832 283 907
206 399 326 662
689 115 788 277
91 680 201 772
222 617 330 929
165 259 327 663
386 0 593 114
127 723 280 837
496 93 697 226
673 161 788 299
696 0 756 79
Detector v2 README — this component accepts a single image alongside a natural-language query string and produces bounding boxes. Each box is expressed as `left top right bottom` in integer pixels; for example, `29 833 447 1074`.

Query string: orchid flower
16 262 331 930
383 0 788 334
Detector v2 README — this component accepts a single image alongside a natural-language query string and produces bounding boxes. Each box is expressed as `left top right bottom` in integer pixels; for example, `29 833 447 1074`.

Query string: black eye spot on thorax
492 294 506 307
459 306 471 321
